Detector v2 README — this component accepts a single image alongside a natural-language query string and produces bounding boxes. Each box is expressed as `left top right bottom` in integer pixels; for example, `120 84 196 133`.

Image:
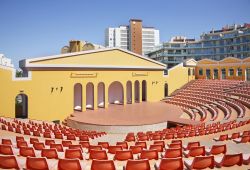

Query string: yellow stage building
0 48 196 122
195 57 250 80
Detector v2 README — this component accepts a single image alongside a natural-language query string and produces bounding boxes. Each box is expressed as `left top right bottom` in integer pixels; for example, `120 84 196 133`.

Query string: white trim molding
21 48 166 70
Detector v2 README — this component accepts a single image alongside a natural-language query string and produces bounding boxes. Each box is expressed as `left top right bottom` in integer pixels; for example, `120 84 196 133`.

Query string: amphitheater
0 50 250 169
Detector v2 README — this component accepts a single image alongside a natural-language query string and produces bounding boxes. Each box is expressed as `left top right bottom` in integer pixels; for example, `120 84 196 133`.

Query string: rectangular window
199 69 203 76
206 69 211 79
164 69 168 75
229 68 234 76
237 68 242 76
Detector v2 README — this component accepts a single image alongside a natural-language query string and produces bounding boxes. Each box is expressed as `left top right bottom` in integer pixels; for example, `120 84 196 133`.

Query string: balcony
161 59 182 64
158 52 187 57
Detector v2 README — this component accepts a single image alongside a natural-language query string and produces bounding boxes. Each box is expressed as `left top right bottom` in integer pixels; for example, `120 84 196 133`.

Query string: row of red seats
0 117 106 140
1 153 250 170
125 120 250 142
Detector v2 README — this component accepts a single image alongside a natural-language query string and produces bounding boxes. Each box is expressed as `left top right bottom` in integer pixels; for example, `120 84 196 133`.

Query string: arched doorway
134 80 140 103
108 81 124 105
74 83 82 111
86 82 94 109
98 82 105 108
164 83 168 97
126 81 132 104
15 94 28 118
142 80 147 101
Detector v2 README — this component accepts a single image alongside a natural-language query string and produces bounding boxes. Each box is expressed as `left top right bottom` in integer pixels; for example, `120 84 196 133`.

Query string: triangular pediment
219 57 242 64
243 57 250 63
197 59 217 65
23 48 166 70
184 59 197 67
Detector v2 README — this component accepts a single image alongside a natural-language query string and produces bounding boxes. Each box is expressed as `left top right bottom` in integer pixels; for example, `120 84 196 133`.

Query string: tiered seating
1 132 250 169
125 119 250 142
166 80 248 122
0 117 106 140
1 79 250 169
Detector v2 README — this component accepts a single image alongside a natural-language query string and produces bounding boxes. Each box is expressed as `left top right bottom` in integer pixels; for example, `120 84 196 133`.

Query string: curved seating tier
166 80 249 122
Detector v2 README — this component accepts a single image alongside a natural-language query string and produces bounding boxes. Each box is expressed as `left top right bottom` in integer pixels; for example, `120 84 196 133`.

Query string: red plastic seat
116 141 128 149
26 157 49 170
153 140 165 148
67 134 76 140
138 135 149 141
19 147 36 157
163 148 182 158
45 139 55 146
17 140 28 148
114 150 133 161
69 144 83 151
33 142 45 150
107 145 123 154
214 134 228 141
24 129 31 135
89 149 108 160
242 130 250 136
43 132 52 138
125 135 135 142
1 125 6 130
2 139 12 145
230 132 240 139
125 159 150 170
33 131 41 137
30 137 39 145
55 133 63 139
171 140 182 145
152 134 161 140
129 145 143 154
65 149 83 160
0 155 19 169
135 141 147 149
234 135 250 143
41 148 59 159
62 140 72 147
184 155 214 169
79 135 89 141
206 144 227 155
16 136 25 142
50 143 64 152
215 153 243 167
149 144 164 152
91 160 115 170
79 141 90 148
183 141 200 150
157 157 183 170
165 134 174 139
168 143 182 149
139 149 158 160
58 158 81 170
98 142 109 149
0 144 14 155
88 145 102 152
184 146 205 157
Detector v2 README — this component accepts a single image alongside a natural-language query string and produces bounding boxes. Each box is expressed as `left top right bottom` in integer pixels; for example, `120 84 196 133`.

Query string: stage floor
69 102 198 126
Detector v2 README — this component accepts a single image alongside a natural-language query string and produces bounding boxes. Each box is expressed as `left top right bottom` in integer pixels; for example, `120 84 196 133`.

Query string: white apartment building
105 19 160 55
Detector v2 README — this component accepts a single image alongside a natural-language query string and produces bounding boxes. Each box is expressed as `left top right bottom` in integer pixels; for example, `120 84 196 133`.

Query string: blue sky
0 0 249 68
